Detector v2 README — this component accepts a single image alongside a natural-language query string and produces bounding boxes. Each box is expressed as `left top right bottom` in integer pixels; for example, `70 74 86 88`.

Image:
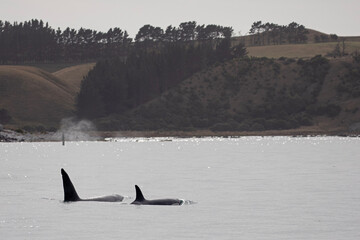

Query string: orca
131 185 184 206
61 168 124 202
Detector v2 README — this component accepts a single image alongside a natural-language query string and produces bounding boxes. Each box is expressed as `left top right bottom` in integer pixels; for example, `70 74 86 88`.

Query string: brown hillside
247 41 360 59
107 56 360 134
53 63 95 95
0 66 74 128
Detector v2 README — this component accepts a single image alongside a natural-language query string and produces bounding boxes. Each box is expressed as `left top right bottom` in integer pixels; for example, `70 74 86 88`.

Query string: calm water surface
1 137 360 239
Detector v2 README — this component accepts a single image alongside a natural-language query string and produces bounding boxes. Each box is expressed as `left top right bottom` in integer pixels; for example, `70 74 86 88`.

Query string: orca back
61 168 81 202
132 185 183 205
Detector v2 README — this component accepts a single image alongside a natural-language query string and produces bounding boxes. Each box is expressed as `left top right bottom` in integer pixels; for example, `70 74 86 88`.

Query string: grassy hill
0 63 95 129
53 63 95 95
246 41 360 59
21 62 92 73
0 66 73 128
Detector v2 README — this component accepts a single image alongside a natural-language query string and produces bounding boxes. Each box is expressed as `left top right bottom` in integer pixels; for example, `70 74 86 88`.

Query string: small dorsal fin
134 185 145 202
61 168 81 202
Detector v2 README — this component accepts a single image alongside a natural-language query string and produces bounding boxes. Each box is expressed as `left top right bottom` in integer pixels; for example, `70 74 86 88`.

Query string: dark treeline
76 39 247 119
0 19 233 64
0 19 131 63
249 21 309 45
135 21 233 44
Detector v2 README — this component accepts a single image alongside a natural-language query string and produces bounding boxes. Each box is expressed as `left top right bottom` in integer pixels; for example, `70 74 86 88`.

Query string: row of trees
135 21 233 44
0 19 234 64
248 21 309 45
1 19 316 63
0 19 132 63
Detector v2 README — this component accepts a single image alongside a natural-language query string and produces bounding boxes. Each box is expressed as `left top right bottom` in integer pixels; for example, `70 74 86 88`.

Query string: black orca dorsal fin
61 168 81 202
134 185 145 202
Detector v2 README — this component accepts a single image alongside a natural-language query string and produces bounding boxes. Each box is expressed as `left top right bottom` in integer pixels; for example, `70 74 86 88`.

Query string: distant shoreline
97 128 357 139
1 127 359 143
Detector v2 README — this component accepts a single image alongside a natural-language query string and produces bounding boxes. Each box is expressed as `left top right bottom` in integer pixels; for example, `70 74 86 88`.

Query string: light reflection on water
1 137 360 239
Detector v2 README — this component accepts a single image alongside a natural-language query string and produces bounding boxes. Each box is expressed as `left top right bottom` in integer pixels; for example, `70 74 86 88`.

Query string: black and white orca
61 168 124 202
131 185 184 206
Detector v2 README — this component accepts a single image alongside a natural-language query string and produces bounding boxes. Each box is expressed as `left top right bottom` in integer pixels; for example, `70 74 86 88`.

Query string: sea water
1 137 360 239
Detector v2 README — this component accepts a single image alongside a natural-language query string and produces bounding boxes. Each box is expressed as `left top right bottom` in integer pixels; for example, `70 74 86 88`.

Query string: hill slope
0 66 75 128
95 55 360 134
53 63 95 95
0 63 96 128
246 41 360 59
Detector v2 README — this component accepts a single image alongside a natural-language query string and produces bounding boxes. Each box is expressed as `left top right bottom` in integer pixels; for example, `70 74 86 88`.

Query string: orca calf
61 168 124 202
131 185 184 206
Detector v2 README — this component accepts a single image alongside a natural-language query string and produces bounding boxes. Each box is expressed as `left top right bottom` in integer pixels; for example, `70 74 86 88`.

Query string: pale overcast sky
1 0 359 37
